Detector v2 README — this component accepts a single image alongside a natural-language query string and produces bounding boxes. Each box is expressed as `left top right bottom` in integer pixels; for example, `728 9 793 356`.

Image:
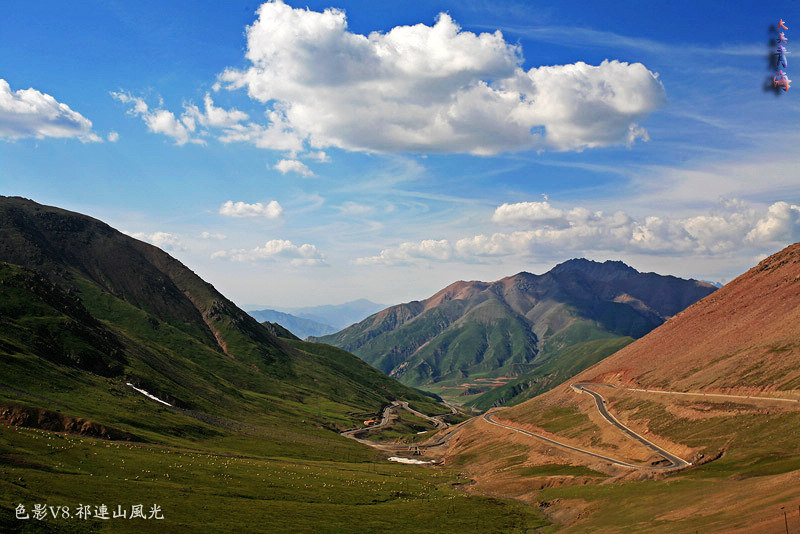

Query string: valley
1 196 799 533
0 197 548 532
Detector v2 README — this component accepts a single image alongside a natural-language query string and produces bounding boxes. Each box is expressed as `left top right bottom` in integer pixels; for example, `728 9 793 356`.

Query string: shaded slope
469 337 634 410
0 196 446 446
0 262 127 377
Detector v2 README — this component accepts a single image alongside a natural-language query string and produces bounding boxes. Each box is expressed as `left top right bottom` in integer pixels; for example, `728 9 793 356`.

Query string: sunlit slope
453 242 800 532
566 241 800 392
317 259 715 400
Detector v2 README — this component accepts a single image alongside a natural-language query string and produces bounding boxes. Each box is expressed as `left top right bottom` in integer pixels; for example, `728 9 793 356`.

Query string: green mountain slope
316 259 716 404
1 196 552 532
467 336 634 410
0 196 445 442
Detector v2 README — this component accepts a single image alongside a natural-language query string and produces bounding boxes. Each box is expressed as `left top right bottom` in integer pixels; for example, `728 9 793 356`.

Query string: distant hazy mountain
248 309 336 339
316 259 717 403
270 299 386 330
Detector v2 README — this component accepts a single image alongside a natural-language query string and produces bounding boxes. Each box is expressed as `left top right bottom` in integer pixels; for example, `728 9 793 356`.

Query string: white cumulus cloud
218 1 665 155
745 201 800 243
492 201 567 224
274 158 313 176
219 200 283 218
0 79 100 142
113 90 305 153
305 151 330 162
356 199 800 265
112 92 202 146
211 239 325 266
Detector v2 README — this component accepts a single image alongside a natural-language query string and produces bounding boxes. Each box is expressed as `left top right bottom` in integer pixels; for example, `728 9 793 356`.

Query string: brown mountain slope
442 243 800 532
570 241 800 393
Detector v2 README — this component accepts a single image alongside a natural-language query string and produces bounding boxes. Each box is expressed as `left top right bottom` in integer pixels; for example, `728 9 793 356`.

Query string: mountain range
316 259 717 406
560 241 800 392
247 299 386 331
248 308 337 339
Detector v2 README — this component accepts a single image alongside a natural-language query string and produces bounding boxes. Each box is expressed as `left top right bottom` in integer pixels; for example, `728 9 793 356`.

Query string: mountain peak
549 258 638 281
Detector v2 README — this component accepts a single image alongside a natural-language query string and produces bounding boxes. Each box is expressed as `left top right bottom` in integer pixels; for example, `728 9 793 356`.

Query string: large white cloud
211 239 325 266
219 200 283 218
218 1 665 155
356 200 800 265
0 79 100 141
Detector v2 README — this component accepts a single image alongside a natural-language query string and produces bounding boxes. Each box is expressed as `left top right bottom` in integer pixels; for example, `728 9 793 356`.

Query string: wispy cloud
200 231 226 240
487 24 763 58
112 91 303 152
122 230 184 251
335 201 375 217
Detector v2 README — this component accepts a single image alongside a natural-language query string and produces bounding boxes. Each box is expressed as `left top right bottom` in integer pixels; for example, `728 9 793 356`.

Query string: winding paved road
571 383 691 469
341 401 466 451
340 401 400 442
482 383 691 470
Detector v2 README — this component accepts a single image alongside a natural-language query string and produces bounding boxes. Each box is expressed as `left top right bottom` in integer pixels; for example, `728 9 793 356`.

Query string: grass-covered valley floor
0 420 551 533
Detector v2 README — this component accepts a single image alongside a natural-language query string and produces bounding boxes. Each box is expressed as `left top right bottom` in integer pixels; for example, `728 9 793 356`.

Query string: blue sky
2 0 799 308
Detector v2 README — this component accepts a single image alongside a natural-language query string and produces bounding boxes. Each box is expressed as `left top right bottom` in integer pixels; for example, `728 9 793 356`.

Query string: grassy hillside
0 197 554 532
468 336 634 410
317 263 714 404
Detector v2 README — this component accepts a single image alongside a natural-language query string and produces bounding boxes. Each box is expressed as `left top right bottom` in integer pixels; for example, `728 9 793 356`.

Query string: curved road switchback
482 383 691 470
341 401 467 451
571 383 691 469
340 401 399 444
